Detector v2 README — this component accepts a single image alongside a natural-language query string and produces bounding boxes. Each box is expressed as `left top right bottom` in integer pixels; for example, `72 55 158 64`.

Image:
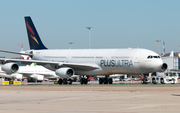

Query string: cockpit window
154 56 158 58
147 55 160 59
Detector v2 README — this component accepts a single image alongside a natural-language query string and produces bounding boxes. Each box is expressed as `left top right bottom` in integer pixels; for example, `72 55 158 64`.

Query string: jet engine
157 63 168 72
1 63 19 74
55 67 74 78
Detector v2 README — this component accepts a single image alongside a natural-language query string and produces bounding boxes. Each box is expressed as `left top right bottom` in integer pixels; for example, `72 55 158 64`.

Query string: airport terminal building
161 51 180 74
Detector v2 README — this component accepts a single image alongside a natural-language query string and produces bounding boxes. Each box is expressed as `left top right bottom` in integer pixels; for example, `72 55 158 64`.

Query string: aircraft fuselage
27 48 164 76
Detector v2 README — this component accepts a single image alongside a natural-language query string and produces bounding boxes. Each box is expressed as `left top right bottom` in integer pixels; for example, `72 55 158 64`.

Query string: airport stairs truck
151 71 179 84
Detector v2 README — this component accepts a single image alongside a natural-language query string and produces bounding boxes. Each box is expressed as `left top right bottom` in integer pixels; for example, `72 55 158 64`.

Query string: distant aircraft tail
24 16 47 50
170 51 174 57
20 51 36 67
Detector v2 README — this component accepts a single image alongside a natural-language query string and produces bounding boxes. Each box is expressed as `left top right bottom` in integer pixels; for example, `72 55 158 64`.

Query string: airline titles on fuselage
100 60 133 67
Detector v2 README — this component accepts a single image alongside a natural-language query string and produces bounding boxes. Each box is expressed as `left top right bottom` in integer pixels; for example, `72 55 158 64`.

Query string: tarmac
0 84 180 113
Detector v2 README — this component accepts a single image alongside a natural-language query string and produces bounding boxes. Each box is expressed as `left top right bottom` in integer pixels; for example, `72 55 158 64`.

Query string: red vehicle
88 77 95 81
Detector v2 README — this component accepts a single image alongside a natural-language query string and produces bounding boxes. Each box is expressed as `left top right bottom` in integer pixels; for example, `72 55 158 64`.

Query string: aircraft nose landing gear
141 74 148 84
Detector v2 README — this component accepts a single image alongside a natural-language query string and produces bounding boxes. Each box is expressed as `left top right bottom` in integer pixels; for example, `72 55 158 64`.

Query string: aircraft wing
62 63 100 70
0 58 100 71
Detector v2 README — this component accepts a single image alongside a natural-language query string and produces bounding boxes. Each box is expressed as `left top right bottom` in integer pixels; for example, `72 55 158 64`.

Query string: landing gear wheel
69 79 72 85
141 74 148 84
99 78 103 84
80 76 88 85
141 79 147 84
63 78 67 85
80 78 84 85
141 79 145 84
160 78 165 84
108 78 113 84
104 78 108 84
84 79 88 85
152 78 156 84
58 79 63 85
171 78 175 84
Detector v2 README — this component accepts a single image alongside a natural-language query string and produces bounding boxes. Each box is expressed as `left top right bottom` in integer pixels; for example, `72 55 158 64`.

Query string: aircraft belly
111 68 138 74
75 69 108 76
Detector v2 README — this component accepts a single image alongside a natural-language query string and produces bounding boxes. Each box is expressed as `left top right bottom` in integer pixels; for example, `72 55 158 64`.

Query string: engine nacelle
157 63 168 72
55 67 74 78
1 63 19 74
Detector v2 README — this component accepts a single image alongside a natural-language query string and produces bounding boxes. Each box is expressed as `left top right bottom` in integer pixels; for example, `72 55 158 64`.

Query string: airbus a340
0 16 167 85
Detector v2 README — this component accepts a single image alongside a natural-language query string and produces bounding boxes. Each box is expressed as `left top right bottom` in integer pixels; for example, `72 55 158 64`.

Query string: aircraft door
133 52 143 72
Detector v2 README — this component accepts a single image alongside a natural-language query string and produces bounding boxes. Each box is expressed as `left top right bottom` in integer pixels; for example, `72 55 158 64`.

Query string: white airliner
0 55 58 82
0 64 56 81
0 16 167 85
0 62 79 84
0 54 78 84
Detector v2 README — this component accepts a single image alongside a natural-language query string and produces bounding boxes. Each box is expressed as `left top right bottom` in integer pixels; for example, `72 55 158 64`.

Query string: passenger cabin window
147 55 160 59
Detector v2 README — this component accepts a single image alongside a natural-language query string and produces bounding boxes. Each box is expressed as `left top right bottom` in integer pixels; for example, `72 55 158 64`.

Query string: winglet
24 16 47 50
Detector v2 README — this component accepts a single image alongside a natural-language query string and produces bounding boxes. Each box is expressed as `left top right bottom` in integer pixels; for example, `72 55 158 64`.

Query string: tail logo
26 22 39 45
30 34 39 44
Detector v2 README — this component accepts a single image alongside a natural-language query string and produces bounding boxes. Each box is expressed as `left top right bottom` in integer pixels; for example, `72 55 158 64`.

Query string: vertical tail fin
170 51 174 57
24 16 47 50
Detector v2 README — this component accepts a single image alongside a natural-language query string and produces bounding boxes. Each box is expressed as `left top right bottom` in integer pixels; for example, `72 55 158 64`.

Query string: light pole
86 27 92 49
69 42 74 49
156 40 161 55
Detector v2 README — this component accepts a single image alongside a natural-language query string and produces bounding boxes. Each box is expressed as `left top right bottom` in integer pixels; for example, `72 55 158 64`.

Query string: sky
0 0 180 57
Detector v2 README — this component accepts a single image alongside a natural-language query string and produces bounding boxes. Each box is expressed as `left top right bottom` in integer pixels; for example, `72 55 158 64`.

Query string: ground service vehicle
151 72 178 84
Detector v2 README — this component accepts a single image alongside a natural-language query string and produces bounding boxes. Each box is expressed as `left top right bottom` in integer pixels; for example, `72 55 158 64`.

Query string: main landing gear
80 76 88 85
99 75 113 84
141 74 148 84
58 78 72 85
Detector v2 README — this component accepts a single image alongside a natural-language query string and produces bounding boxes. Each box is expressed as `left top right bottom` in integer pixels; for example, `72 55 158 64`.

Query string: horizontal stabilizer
0 49 32 57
